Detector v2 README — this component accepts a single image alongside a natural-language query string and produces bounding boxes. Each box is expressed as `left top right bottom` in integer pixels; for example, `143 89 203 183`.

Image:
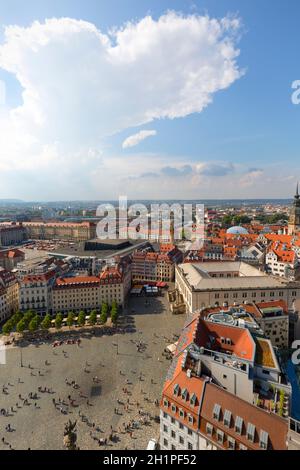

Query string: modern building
175 261 300 313
199 300 289 349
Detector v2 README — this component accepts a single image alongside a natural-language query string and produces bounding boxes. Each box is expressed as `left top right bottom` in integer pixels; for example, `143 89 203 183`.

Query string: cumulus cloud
122 129 157 148
0 12 242 192
196 161 235 176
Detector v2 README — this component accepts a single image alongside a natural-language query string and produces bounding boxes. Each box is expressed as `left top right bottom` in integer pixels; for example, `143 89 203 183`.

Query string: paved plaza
0 292 185 450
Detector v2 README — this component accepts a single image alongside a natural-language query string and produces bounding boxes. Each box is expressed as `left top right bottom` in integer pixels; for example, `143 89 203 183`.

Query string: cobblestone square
0 292 185 450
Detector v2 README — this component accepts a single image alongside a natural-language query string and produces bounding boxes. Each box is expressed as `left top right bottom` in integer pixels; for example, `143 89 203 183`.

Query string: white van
146 438 157 450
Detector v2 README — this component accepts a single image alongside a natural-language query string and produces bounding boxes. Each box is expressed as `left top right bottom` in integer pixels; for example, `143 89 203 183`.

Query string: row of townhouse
131 244 182 283
19 263 131 315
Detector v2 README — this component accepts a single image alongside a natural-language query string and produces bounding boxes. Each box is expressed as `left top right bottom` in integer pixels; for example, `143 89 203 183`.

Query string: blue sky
0 0 299 200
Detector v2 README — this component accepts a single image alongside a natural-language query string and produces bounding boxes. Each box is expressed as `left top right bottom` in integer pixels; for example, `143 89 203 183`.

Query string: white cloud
0 12 243 198
122 129 157 148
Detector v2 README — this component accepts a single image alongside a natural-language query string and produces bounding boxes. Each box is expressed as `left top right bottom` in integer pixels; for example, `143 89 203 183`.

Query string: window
171 404 177 413
188 428 193 436
163 425 168 433
163 412 168 419
223 409 232 428
259 430 269 450
163 399 169 407
188 415 194 425
179 422 184 430
190 393 197 407
171 430 176 439
179 436 184 445
163 439 168 447
188 442 193 450
173 384 180 396
181 388 188 401
213 403 221 421
179 409 185 418
247 423 256 442
171 417 175 424
206 423 213 436
228 437 235 450
217 430 224 444
235 416 243 435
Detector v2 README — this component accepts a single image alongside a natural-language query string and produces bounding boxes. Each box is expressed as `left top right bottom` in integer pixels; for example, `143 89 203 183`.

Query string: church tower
288 183 300 235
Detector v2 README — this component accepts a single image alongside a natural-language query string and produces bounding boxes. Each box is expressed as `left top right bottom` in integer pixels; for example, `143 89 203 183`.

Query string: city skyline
0 1 300 200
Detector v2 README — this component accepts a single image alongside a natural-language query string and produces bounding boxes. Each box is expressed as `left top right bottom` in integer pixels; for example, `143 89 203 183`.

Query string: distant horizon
0 197 294 204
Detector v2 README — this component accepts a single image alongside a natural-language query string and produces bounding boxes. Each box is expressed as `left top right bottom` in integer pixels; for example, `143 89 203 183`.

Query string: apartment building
52 265 131 314
265 244 299 280
23 221 96 241
0 270 19 322
160 315 292 451
132 246 182 283
160 377 288 450
19 269 57 315
53 276 101 313
175 261 300 313
0 224 27 246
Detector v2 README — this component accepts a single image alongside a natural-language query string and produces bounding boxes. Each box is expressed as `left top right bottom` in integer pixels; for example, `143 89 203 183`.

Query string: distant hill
0 199 24 203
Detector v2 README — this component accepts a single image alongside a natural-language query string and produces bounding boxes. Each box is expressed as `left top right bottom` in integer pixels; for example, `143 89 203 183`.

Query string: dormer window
212 403 221 421
181 388 188 401
247 423 256 442
173 384 180 396
235 416 243 435
223 409 232 428
190 393 197 407
259 430 268 450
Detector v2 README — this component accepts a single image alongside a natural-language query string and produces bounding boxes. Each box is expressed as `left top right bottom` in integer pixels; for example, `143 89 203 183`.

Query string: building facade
23 221 96 241
175 261 300 313
0 224 27 246
0 270 19 322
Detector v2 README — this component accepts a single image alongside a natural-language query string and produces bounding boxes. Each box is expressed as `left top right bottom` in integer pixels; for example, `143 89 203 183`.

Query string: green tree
23 310 35 328
89 310 97 326
111 309 118 324
29 315 40 332
55 313 63 330
100 310 107 325
77 311 86 327
101 303 108 315
16 318 27 334
67 312 75 328
10 311 23 327
2 320 14 335
41 313 51 330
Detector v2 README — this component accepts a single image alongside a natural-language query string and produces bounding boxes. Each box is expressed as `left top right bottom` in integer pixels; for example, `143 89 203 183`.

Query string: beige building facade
176 261 300 314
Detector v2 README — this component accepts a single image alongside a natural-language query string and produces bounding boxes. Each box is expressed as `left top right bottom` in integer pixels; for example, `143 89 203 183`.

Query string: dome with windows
226 226 249 235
